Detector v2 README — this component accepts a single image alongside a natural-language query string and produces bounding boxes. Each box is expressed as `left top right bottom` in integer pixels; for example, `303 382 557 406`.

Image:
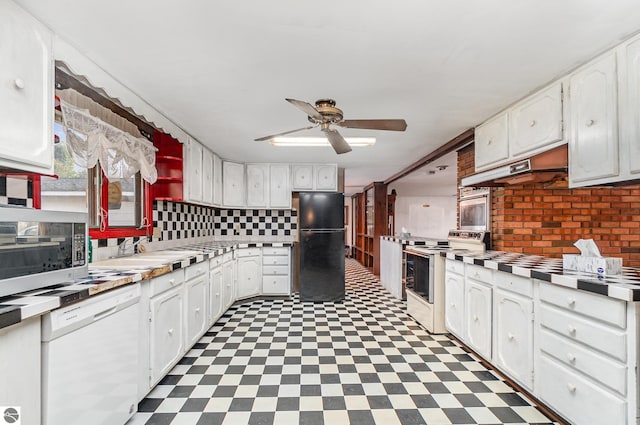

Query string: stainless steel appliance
299 192 345 302
0 208 87 297
405 230 489 333
459 187 490 231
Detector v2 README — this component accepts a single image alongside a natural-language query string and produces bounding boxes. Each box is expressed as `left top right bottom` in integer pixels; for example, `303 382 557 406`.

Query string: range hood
461 145 568 187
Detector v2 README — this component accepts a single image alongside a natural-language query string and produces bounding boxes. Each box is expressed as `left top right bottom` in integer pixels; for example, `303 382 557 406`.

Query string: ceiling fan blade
323 128 352 155
254 125 316 141
285 98 324 121
337 119 407 131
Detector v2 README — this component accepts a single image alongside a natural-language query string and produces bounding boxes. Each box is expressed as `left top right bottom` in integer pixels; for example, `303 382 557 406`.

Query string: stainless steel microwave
0 208 88 297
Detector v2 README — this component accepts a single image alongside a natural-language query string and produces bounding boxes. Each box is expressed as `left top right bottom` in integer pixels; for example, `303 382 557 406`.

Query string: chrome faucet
117 238 146 257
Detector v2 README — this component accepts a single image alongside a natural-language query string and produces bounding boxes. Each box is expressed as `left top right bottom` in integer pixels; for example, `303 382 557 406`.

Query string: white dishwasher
42 284 141 425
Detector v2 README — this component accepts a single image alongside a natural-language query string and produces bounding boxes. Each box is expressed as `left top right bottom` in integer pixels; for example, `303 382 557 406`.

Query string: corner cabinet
184 137 203 203
0 0 54 174
222 160 245 207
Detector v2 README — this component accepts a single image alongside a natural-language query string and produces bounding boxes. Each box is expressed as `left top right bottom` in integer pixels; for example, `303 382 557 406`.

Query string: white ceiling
388 151 458 197
16 0 640 195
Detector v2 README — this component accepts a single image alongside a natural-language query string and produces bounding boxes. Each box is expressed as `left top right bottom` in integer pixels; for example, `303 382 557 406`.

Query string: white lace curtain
58 90 158 184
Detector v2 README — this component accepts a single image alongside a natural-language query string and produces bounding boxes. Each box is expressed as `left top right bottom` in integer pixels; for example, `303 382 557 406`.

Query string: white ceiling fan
255 98 407 154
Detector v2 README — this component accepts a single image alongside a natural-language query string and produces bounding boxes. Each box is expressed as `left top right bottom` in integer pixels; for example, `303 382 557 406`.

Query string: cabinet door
222 260 235 309
510 83 564 157
270 164 291 208
149 286 184 386
315 164 338 191
223 161 245 207
0 1 53 174
494 288 533 390
246 164 269 207
569 53 619 184
291 164 314 190
209 266 223 324
202 148 213 205
465 279 492 360
474 113 509 171
237 256 261 299
185 138 203 203
213 154 223 205
185 275 207 348
623 36 640 175
444 271 464 338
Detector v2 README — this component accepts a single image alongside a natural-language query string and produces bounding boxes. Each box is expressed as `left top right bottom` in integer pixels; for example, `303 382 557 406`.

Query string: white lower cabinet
379 239 403 300
209 264 224 324
237 250 262 299
149 284 184 387
444 260 465 339
222 253 236 309
262 247 291 295
184 265 208 348
494 288 533 390
465 279 492 361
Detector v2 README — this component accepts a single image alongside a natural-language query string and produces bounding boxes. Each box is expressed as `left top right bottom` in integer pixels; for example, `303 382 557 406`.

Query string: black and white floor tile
128 260 557 425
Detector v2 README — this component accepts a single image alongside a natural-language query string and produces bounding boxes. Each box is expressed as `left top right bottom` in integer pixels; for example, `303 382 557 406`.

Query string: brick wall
458 145 640 267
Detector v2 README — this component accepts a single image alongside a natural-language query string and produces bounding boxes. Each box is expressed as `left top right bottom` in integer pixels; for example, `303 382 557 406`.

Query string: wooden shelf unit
152 131 184 202
353 182 388 275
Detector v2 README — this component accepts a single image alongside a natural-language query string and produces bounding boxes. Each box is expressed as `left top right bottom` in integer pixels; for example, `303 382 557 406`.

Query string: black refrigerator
299 192 345 302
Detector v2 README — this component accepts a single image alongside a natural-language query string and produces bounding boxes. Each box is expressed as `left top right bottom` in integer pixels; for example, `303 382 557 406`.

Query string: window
41 119 152 239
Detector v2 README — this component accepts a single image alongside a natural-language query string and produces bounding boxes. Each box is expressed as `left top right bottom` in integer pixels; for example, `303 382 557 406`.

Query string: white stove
405 230 488 333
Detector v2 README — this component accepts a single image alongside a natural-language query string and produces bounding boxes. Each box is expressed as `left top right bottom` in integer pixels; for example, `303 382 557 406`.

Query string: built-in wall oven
459 187 490 231
404 250 434 303
0 208 87 297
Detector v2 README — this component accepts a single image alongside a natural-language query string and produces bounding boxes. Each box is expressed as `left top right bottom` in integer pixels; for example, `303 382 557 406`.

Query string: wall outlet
153 227 161 238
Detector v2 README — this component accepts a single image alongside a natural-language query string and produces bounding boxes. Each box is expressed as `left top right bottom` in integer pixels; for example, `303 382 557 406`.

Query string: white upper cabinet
269 164 291 208
314 164 338 191
202 148 213 205
292 164 314 190
184 137 203 203
292 164 338 191
510 83 564 157
222 160 245 207
620 34 640 176
246 164 269 207
213 153 223 205
474 113 509 171
0 0 54 174
569 52 619 185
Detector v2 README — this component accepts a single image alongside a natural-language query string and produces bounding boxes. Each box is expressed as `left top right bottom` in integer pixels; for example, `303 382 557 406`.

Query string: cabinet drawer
236 248 261 258
209 255 224 268
539 328 626 395
262 255 289 266
263 247 290 256
262 265 290 276
465 264 493 284
539 282 626 329
150 269 185 297
538 353 626 425
185 263 208 281
223 252 233 262
262 276 290 295
445 259 464 275
495 272 532 298
539 304 626 362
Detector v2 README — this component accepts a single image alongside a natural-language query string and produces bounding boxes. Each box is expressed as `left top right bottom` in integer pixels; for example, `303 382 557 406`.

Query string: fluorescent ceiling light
270 137 376 147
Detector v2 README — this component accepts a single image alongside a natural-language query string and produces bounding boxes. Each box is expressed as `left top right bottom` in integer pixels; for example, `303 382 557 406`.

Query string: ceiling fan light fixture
270 136 376 147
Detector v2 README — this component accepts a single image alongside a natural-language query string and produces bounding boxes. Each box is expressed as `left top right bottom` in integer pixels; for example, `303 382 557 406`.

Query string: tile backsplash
0 175 33 208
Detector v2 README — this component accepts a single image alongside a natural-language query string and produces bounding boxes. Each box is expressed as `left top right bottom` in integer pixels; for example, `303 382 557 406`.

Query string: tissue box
563 254 623 276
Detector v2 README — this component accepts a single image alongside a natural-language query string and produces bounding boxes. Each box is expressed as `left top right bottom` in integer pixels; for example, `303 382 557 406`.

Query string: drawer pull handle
169 279 175 285
473 315 479 322
168 328 173 335
568 325 577 335
195 308 200 313
586 119 595 127
529 120 536 127
567 383 577 393
568 298 576 307
215 292 220 297
508 333 514 341
14 78 25 89
567 353 576 364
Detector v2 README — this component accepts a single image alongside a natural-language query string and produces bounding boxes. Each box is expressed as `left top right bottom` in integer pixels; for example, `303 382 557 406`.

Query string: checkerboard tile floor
128 259 558 425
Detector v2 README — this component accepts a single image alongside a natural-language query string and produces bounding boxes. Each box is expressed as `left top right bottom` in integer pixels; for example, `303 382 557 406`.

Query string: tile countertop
381 235 449 246
0 241 293 331
442 250 640 302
